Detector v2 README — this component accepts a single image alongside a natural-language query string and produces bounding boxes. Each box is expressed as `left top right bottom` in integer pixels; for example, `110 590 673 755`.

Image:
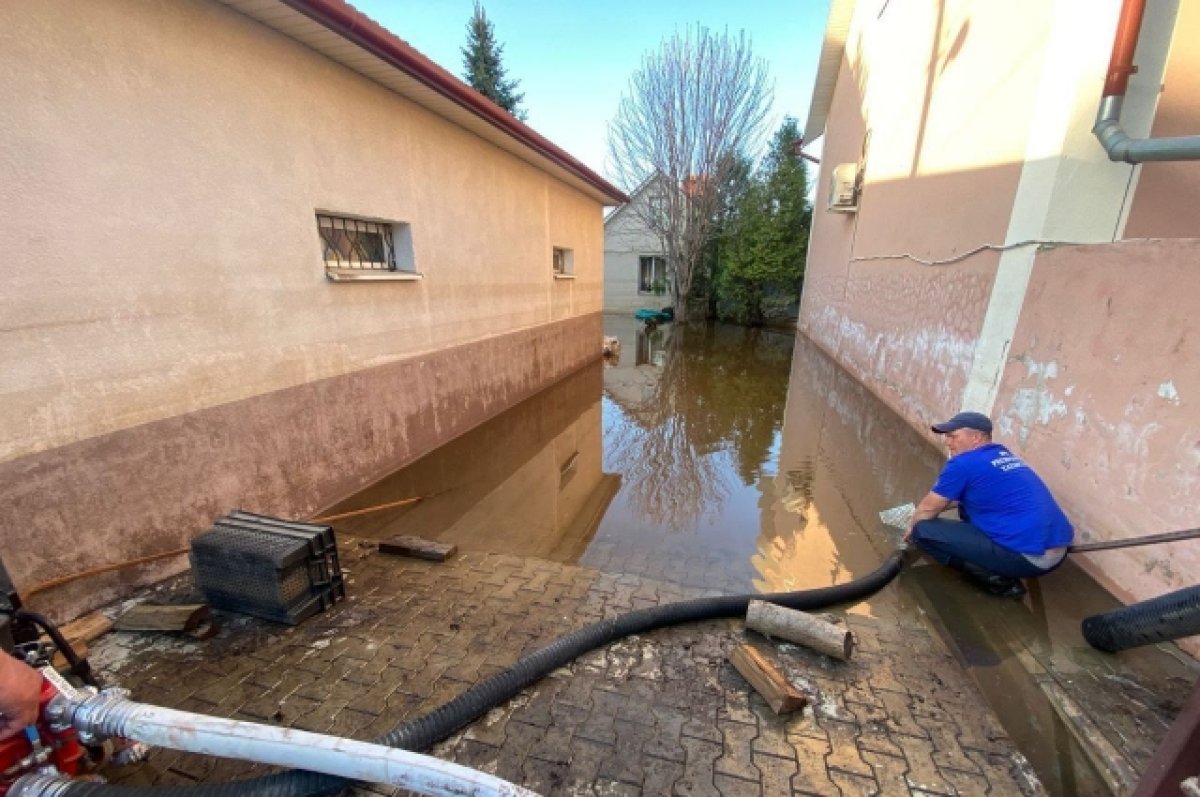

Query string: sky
350 1 832 186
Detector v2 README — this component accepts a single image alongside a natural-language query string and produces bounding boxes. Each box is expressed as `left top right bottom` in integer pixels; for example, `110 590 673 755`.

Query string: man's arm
903 491 952 541
0 653 43 740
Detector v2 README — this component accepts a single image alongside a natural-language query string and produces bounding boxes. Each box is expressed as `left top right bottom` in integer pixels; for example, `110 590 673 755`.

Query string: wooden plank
729 644 808 715
746 600 855 661
60 612 113 646
115 603 210 633
378 535 457 562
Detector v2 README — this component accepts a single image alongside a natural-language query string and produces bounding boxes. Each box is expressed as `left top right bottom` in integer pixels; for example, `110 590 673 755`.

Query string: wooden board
378 535 457 562
60 612 113 646
115 603 210 632
729 644 808 714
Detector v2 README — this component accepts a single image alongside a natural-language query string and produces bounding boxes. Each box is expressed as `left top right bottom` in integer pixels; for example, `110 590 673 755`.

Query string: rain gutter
1093 0 1200 163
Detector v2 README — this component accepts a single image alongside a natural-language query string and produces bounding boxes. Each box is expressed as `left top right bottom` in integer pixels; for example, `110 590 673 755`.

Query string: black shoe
959 563 1027 599
986 577 1027 599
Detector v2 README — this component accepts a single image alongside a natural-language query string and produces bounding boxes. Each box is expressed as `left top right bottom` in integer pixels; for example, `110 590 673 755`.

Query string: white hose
21 689 537 797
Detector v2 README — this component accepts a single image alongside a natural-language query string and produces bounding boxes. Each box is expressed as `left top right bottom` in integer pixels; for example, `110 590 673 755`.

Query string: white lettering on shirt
990 453 1027 472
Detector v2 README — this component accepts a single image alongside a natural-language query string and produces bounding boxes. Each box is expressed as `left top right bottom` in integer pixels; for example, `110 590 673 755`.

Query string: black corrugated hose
50 550 905 797
1082 583 1200 653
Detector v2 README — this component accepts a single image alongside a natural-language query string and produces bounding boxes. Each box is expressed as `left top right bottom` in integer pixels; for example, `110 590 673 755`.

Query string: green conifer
461 2 527 120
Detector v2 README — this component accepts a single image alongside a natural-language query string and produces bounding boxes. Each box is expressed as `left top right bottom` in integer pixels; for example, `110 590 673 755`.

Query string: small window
318 213 416 278
638 255 666 294
553 247 574 276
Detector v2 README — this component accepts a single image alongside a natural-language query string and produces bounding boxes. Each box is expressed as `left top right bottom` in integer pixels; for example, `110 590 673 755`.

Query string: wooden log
115 603 211 633
728 644 808 714
746 600 855 661
378 535 457 562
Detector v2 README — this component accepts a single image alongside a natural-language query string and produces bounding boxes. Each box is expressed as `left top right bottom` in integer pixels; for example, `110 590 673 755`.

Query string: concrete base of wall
1 313 602 620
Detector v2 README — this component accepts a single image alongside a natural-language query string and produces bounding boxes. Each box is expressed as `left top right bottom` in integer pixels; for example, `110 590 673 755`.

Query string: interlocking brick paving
88 539 1043 795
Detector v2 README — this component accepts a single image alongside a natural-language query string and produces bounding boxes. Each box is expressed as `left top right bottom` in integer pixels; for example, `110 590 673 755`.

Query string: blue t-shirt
932 443 1074 554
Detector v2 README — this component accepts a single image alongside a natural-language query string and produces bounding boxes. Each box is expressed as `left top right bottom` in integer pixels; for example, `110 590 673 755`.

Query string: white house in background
603 178 670 313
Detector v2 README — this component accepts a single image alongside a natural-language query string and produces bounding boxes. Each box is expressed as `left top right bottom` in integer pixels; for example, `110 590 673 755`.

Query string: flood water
326 315 932 596
324 314 1195 796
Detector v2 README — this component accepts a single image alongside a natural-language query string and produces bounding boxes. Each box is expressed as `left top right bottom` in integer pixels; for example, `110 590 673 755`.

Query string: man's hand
905 491 953 544
0 653 43 741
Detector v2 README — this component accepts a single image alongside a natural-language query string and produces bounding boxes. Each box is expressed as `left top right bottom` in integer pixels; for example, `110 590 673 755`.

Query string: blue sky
350 1 831 185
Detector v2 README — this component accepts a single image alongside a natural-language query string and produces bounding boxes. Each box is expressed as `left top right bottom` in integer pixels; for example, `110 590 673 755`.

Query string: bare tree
608 26 772 323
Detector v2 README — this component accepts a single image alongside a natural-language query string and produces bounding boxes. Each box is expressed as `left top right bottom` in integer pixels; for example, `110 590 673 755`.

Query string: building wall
325 362 615 565
0 0 607 615
801 0 1200 650
1123 0 1200 238
603 191 668 313
993 240 1200 617
800 0 1055 428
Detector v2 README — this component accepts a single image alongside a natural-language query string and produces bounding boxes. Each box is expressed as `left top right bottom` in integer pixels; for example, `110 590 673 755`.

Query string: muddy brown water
325 315 1194 796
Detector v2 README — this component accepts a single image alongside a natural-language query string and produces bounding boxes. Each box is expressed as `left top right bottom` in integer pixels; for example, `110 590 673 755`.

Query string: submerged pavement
91 539 1043 796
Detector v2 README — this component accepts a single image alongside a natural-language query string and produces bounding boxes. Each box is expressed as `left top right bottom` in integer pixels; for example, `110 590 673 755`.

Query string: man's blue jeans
910 519 1060 579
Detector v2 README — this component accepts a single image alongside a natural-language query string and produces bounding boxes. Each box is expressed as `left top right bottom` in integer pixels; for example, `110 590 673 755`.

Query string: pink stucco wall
993 240 1200 618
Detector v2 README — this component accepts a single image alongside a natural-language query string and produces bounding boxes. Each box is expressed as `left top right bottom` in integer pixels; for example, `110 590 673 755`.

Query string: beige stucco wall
0 0 610 618
1123 0 1200 238
0 0 604 466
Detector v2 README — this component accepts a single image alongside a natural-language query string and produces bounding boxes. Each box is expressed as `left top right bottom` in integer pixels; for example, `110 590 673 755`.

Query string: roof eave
803 0 858 147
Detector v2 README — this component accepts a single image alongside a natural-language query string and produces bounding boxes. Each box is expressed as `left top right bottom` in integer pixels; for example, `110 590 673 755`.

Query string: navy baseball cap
931 411 993 435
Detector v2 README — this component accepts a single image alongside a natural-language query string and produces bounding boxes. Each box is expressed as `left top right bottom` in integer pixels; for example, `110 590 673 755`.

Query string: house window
317 213 417 279
638 256 666 294
553 247 574 276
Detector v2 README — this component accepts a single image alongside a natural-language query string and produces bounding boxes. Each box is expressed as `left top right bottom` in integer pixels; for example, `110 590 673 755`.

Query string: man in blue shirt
905 411 1074 598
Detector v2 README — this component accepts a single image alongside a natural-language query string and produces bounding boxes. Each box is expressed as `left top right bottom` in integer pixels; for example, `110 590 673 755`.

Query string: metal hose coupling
60 688 133 745
9 772 77 797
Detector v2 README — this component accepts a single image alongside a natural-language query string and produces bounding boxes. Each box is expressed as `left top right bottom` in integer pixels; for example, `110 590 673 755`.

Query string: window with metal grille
318 214 399 271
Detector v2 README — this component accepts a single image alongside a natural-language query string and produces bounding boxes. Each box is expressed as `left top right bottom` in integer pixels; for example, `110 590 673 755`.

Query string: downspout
1093 0 1200 162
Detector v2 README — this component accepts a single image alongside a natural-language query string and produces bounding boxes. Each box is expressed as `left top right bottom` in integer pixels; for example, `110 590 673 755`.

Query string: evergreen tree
715 117 811 325
692 151 754 318
461 2 527 120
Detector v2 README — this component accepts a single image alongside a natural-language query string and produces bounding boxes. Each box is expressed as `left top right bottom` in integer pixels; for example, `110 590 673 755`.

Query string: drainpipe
1093 0 1200 162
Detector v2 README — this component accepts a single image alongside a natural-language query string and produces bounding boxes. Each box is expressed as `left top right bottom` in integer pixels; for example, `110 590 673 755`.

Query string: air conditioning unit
828 163 860 213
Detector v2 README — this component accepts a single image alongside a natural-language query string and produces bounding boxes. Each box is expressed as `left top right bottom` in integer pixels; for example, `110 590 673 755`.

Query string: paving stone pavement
88 539 1045 796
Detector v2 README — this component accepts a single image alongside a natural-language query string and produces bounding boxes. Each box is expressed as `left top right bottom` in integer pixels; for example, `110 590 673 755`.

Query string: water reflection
321 363 617 561
751 333 944 598
586 317 796 592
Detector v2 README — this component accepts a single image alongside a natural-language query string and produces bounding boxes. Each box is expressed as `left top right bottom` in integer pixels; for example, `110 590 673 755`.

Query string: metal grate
318 214 396 271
